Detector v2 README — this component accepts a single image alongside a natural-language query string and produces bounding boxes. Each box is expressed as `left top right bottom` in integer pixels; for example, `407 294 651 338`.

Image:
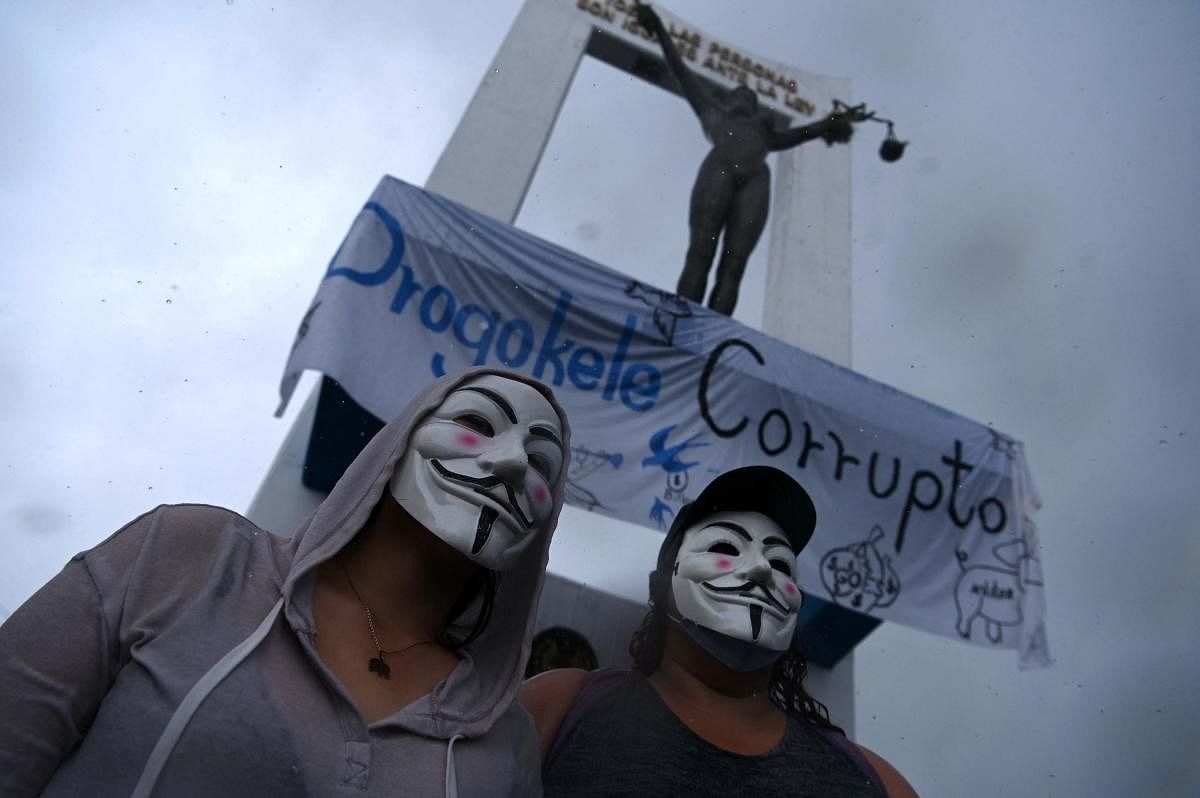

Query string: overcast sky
3 1 1198 795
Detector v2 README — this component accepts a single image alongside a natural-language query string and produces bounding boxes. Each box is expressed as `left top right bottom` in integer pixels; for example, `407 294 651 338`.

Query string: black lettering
699 338 763 438
796 421 824 468
942 439 977 528
757 409 792 455
979 497 1008 534
826 431 861 480
896 470 944 553
867 451 901 498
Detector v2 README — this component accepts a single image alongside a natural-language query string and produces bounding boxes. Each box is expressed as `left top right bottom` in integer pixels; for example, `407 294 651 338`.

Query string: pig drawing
819 525 900 613
953 539 1040 644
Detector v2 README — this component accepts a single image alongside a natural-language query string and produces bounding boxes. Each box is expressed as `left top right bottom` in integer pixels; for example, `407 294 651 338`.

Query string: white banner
279 176 1049 667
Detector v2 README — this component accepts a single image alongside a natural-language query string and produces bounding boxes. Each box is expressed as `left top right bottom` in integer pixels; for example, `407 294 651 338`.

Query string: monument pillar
763 122 856 729
766 86 853 365
425 0 591 222
246 0 592 537
763 76 856 724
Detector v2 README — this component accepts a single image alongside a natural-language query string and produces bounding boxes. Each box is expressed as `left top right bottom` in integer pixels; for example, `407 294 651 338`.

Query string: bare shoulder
519 667 590 760
856 743 920 798
520 666 590 709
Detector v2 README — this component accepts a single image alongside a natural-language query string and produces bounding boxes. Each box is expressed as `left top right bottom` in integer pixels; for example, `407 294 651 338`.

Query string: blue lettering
567 347 605 390
533 293 575 385
603 314 637 401
332 215 662 411
326 202 406 286
620 362 661 411
496 319 534 368
390 265 424 313
420 285 456 332
452 304 500 366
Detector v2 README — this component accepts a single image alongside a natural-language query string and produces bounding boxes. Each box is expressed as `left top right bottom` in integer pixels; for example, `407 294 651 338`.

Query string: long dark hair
630 556 843 734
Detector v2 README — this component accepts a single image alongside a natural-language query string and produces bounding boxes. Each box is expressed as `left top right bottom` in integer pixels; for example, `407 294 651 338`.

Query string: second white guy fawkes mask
389 374 564 571
671 510 805 651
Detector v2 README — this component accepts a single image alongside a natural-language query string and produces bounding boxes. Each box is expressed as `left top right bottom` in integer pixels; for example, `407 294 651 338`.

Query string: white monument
247 0 857 730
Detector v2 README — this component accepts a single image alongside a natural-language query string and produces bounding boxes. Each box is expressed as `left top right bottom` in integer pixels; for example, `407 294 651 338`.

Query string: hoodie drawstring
131 597 285 798
445 733 465 798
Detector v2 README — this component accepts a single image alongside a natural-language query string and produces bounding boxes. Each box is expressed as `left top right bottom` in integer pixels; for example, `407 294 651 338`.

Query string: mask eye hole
454 414 494 437
770 558 793 577
707 541 739 556
528 453 553 481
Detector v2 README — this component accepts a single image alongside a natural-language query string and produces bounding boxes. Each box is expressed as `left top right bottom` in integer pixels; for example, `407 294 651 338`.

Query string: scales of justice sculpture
634 4 906 316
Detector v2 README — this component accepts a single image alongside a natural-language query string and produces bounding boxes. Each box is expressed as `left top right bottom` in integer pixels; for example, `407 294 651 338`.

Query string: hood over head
282 366 571 738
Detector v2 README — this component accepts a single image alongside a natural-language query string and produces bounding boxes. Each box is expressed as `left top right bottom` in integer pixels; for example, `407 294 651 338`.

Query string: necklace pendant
368 654 391 680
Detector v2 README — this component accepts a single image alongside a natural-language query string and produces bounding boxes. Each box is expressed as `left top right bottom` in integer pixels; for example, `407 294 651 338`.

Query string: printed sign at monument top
576 0 822 120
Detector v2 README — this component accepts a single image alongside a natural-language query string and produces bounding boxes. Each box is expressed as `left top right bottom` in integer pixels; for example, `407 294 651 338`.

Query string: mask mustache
431 459 534 529
701 579 789 615
472 506 498 555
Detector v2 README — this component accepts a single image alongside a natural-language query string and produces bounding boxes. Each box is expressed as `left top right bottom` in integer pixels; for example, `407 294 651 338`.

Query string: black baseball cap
654 466 818 577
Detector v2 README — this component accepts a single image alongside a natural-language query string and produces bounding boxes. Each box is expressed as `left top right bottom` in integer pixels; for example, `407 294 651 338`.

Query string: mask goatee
750 605 763 640
472 506 499 555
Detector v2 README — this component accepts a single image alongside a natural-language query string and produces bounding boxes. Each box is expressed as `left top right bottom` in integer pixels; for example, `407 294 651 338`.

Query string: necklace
340 561 436 680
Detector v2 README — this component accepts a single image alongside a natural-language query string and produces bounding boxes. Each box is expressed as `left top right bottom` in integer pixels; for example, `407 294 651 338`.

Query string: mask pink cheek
457 432 481 448
533 485 548 504
716 559 732 570
784 582 797 596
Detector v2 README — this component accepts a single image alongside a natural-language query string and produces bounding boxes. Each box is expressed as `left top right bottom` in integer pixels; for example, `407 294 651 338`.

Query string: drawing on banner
565 446 624 512
819 525 901 613
289 301 321 352
647 471 691 531
624 280 693 346
641 424 709 529
989 429 1020 460
953 535 1042 644
649 497 675 530
641 424 708 472
663 470 689 502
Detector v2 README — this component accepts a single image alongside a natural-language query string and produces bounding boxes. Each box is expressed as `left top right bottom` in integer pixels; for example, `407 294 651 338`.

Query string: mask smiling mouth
430 459 534 529
701 580 789 617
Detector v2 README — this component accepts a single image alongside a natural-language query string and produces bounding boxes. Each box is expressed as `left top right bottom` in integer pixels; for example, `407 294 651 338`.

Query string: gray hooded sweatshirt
0 367 571 797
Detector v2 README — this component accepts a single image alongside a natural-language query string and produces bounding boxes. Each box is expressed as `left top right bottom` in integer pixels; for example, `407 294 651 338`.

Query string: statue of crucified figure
636 3 860 315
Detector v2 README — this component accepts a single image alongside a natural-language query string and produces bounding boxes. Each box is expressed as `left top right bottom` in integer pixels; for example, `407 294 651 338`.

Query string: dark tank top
543 669 884 797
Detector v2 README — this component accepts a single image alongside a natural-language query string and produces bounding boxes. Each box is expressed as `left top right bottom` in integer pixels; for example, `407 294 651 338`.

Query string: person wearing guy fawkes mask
522 465 919 797
1 368 570 797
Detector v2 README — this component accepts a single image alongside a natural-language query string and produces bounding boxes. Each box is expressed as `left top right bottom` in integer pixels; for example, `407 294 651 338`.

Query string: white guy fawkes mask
671 510 804 651
389 375 564 570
